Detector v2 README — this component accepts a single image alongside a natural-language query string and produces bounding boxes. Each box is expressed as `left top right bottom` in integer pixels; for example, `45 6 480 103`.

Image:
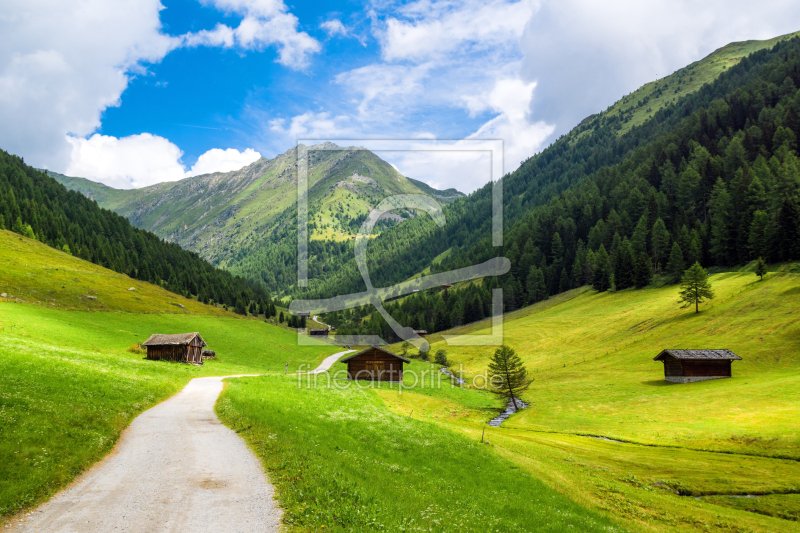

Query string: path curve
311 315 333 330
306 349 355 374
11 376 280 533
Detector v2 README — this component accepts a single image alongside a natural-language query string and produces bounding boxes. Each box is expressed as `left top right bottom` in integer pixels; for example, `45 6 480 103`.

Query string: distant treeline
0 151 274 314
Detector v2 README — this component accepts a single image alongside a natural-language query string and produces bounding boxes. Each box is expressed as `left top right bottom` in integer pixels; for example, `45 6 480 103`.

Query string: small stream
439 367 466 385
488 398 530 427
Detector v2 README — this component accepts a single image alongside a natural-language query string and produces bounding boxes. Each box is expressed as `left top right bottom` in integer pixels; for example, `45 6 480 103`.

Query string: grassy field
0 233 340 521
0 229 225 314
216 374 625 533
4 222 800 531
0 304 338 520
372 268 800 531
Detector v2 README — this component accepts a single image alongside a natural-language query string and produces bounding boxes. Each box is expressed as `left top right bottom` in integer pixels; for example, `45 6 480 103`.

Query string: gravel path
305 349 355 374
10 376 281 533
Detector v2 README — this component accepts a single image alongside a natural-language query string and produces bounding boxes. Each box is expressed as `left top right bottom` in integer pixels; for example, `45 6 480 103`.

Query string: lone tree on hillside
755 257 767 281
400 341 410 358
678 262 715 314
487 344 532 409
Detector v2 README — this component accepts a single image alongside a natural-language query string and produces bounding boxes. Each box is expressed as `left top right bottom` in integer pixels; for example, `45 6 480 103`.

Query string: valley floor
1 266 798 532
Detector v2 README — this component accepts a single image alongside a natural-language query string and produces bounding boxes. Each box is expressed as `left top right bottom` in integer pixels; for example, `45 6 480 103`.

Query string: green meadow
0 229 229 314
374 267 800 532
216 374 624 533
3 229 800 532
0 235 340 520
0 303 338 519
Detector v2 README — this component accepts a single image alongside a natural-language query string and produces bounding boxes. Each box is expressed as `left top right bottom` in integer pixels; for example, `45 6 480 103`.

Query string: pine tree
630 215 648 257
300 315 307 328
755 257 767 281
582 249 595 285
633 253 653 288
526 266 547 303
665 241 685 284
23 224 36 240
559 267 571 293
709 178 733 264
279 311 284 323
650 218 670 271
748 210 771 260
776 197 800 261
0 214 4 230
12 216 24 235
592 245 612 292
487 344 532 409
571 257 583 288
678 262 715 313
613 240 635 290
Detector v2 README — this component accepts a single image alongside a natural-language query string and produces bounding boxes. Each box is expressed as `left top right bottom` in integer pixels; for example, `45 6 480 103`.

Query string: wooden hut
142 332 207 365
654 349 741 383
339 346 410 382
309 329 329 337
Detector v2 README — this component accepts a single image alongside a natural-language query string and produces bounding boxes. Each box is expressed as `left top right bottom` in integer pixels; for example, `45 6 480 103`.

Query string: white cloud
185 0 321 68
520 0 800 135
321 19 347 37
334 63 434 119
187 147 262 176
269 111 353 139
0 0 178 171
379 0 536 61
66 134 187 189
0 0 316 178
65 134 261 189
468 78 554 173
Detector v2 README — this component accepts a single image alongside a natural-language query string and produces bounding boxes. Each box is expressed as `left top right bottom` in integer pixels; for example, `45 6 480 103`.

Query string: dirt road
305 349 355 374
11 376 281 533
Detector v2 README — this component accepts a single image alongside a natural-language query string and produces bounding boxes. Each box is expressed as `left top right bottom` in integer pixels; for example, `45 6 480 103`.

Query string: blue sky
2 0 800 191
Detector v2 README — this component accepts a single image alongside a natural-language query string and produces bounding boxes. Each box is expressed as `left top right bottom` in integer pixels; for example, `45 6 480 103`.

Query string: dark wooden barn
654 349 742 383
309 329 329 336
142 332 207 365
339 346 410 382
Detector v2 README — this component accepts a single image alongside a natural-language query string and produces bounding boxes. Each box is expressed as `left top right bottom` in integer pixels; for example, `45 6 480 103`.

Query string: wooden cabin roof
142 332 206 347
339 346 411 364
654 349 741 361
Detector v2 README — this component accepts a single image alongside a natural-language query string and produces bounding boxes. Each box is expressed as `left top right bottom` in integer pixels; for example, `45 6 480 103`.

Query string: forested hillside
318 35 800 341
294 35 800 304
0 152 272 312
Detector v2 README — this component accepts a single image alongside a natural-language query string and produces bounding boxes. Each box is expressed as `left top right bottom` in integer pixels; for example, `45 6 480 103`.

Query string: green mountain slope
291 32 800 308
405 177 465 204
51 144 464 266
602 30 800 136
